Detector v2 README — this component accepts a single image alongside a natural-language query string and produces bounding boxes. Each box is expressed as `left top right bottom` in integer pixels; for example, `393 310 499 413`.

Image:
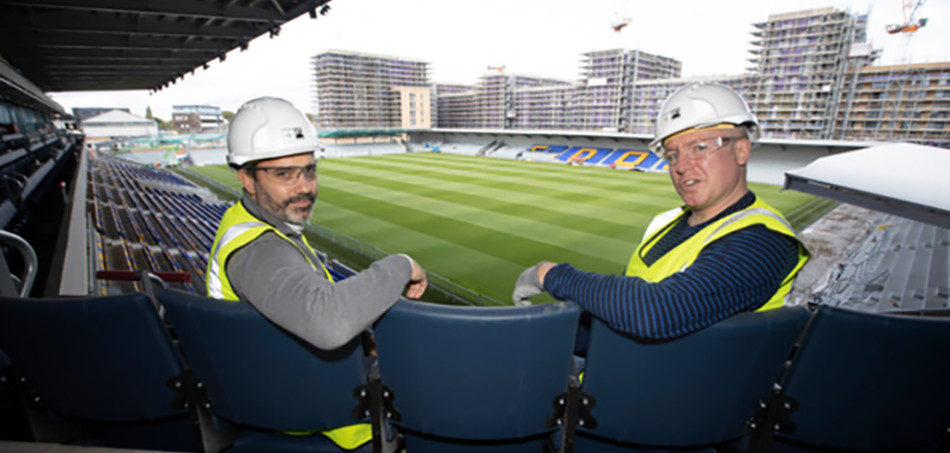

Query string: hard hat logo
669 107 681 121
227 97 319 168
284 127 305 141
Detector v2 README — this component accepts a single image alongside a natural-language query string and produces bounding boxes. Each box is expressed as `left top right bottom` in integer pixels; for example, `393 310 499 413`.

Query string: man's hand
404 258 427 299
512 261 556 306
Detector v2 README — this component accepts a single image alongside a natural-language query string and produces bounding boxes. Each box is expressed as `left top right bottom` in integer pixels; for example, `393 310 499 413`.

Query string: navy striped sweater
544 192 801 340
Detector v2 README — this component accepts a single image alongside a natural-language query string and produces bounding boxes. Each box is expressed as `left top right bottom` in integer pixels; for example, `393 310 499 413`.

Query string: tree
222 110 235 122
145 106 154 120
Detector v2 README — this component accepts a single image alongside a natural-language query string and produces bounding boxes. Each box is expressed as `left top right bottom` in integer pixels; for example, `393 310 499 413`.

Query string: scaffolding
745 8 878 140
835 62 950 148
312 50 430 129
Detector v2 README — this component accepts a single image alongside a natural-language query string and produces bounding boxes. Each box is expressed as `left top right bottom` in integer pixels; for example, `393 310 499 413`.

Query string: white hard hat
227 97 319 167
649 83 759 157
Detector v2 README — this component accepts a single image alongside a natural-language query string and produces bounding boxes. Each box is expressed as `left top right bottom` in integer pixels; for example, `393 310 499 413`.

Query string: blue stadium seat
157 289 377 453
762 305 950 452
373 299 581 452
0 293 201 451
573 306 810 452
0 348 31 441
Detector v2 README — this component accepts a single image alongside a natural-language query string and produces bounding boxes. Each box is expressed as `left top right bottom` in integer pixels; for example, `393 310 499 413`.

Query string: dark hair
238 162 259 181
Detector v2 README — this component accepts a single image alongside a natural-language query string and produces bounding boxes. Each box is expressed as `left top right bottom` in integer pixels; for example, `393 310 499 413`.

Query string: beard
254 182 317 225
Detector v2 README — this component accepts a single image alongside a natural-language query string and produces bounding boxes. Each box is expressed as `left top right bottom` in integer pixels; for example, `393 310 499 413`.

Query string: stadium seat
573 306 810 452
758 305 950 452
0 293 201 451
0 348 31 441
157 289 378 453
373 299 581 452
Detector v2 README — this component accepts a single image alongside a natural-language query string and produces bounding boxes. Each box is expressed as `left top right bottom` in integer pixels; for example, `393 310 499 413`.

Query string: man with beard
207 96 427 348
205 97 426 450
512 83 809 340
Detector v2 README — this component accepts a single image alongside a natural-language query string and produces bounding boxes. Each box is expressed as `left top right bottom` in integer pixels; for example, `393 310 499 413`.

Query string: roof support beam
6 0 288 23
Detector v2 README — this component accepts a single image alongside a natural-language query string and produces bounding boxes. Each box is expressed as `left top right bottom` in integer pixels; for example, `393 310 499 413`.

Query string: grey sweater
225 194 412 350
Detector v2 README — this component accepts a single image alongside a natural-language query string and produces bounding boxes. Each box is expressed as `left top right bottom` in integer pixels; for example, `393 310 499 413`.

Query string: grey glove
512 263 545 306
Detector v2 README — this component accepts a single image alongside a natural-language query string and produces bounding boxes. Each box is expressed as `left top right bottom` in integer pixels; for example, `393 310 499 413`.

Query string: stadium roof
0 0 333 93
784 143 950 228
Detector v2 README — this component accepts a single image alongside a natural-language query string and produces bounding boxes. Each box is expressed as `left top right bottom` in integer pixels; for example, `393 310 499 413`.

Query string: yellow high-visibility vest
625 198 809 311
207 200 371 450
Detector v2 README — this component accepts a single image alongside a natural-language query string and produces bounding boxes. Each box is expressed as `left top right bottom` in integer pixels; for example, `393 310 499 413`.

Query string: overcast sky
48 0 950 120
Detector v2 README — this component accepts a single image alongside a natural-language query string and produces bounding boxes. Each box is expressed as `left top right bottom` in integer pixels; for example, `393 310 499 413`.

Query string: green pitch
190 153 827 304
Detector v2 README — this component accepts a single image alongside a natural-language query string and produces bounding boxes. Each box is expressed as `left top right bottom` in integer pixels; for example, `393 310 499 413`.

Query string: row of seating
527 144 666 171
1 290 948 453
0 130 78 228
813 213 950 312
89 159 226 294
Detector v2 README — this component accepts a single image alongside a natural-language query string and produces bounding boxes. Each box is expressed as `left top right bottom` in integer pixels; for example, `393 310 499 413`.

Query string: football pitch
189 153 829 304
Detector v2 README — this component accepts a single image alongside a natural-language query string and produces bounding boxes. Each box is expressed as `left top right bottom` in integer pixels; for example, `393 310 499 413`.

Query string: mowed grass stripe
319 173 634 263
310 201 530 297
326 163 649 235
369 153 678 196
317 184 626 271
330 155 677 212
383 153 672 193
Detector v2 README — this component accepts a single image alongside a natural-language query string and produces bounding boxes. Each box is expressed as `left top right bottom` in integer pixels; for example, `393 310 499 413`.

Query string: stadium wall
407 129 881 185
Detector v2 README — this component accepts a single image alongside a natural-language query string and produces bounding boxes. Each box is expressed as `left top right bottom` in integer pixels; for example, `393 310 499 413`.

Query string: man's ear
237 168 256 196
734 139 751 166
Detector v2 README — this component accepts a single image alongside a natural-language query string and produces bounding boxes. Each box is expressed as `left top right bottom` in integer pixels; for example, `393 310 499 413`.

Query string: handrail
0 229 38 297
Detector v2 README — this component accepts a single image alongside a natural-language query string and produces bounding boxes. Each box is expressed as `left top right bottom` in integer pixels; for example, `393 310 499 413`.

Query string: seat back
777 305 950 450
373 299 580 443
0 348 31 441
158 289 370 432
578 306 810 447
0 293 187 422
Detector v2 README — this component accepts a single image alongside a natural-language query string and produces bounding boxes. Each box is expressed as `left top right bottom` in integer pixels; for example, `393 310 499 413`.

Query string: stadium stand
0 293 201 451
321 143 406 159
158 289 377 453
89 158 227 295
0 128 77 230
811 213 950 312
372 299 581 452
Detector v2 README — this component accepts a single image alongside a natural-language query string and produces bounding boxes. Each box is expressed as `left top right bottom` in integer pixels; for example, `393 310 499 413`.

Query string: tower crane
886 0 927 34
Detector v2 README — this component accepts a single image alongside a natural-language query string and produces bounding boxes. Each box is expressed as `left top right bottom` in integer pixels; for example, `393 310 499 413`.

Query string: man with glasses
208 96 427 347
513 83 809 340
206 97 426 449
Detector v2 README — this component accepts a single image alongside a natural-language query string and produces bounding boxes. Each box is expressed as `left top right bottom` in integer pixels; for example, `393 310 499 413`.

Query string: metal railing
0 229 37 297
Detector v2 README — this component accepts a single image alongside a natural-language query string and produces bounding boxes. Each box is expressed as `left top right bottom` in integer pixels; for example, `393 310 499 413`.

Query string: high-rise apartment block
432 49 680 132
312 50 430 129
573 49 682 132
745 7 880 139
834 62 950 148
311 7 949 147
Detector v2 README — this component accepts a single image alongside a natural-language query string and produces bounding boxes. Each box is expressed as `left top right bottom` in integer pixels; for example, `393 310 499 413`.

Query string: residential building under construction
744 7 880 139
433 49 680 131
834 62 950 148
311 50 430 129
311 8 949 148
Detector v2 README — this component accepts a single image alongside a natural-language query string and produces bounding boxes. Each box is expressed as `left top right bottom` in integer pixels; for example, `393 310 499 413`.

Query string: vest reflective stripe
207 202 370 450
207 221 271 299
625 198 809 311
207 202 333 299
